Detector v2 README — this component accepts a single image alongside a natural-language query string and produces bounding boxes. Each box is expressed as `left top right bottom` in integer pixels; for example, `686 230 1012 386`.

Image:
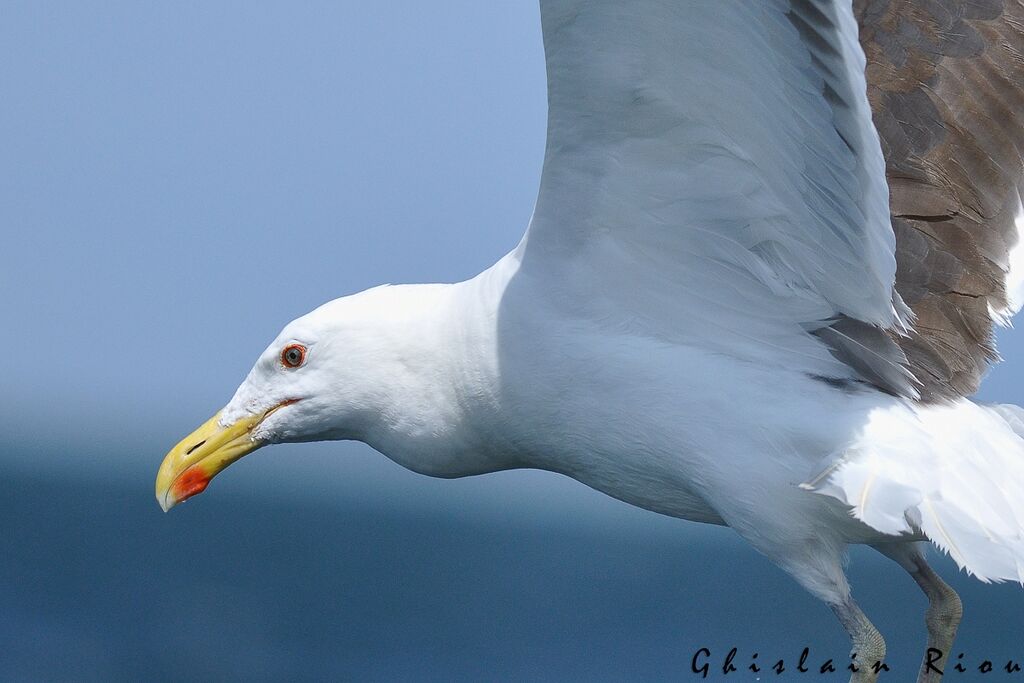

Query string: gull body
247 253 883 537
157 1 1024 680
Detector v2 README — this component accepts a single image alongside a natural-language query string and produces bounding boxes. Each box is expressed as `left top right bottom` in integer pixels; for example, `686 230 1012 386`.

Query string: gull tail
802 400 1024 583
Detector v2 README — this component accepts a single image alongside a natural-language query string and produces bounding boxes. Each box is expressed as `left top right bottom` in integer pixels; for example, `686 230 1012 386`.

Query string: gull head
155 285 426 512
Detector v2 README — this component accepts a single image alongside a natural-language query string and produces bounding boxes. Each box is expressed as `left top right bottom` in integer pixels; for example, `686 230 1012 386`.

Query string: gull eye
281 344 306 369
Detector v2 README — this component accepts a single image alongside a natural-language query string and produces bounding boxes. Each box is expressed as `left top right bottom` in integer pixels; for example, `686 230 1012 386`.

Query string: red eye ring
281 343 307 368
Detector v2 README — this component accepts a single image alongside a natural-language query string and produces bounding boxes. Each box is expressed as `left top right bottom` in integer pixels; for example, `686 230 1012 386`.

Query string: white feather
804 401 1024 583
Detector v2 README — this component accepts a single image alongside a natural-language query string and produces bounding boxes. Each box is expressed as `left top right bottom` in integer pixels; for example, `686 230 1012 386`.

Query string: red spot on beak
172 466 210 504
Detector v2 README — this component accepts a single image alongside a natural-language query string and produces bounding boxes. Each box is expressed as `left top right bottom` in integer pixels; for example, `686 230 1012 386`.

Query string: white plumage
158 2 1024 680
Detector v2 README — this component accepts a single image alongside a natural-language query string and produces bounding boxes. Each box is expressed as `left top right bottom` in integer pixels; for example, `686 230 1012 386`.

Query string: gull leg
762 548 887 682
872 542 962 683
830 597 888 683
705 478 889 681
716 519 887 680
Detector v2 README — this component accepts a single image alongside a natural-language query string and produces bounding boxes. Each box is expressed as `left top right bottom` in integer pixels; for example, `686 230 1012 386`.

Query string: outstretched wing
522 0 916 392
522 0 1024 400
857 0 1024 400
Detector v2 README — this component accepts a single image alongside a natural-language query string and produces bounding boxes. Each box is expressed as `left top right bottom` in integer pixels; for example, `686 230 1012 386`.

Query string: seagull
156 2 1024 680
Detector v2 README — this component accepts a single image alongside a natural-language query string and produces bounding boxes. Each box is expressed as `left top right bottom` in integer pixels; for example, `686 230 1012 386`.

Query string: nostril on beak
185 440 207 456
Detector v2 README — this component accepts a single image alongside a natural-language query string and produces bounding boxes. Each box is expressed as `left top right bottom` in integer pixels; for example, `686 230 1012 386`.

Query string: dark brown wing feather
855 0 1024 400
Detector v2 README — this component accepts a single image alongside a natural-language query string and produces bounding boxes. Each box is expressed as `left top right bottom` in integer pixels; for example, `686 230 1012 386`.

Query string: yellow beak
155 409 267 512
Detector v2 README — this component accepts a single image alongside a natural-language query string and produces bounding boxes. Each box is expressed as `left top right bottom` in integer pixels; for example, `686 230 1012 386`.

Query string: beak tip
155 408 263 514
157 468 210 513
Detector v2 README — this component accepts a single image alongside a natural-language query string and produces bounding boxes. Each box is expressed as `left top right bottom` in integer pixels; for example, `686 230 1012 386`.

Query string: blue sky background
2 2 1023 680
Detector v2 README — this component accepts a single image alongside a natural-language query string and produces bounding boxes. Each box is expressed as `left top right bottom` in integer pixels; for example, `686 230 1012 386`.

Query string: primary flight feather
157 2 1024 680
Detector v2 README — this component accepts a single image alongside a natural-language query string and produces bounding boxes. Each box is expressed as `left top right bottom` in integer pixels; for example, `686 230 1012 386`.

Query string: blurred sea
2 442 1022 681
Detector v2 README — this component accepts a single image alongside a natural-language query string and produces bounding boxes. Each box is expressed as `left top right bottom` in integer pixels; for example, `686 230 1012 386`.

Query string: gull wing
523 0 915 394
522 0 1023 399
